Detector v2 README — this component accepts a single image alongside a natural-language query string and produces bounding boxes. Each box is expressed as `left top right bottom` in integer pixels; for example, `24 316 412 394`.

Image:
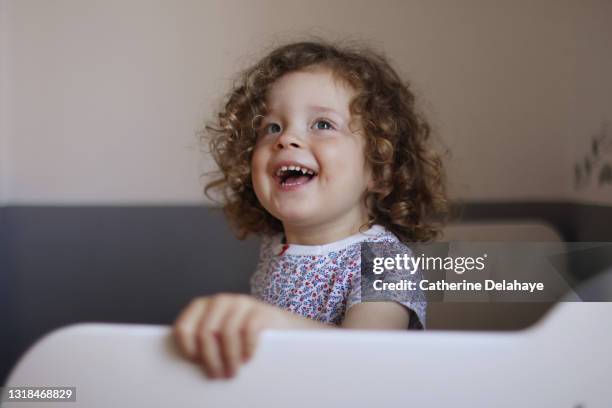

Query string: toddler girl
173 39 448 379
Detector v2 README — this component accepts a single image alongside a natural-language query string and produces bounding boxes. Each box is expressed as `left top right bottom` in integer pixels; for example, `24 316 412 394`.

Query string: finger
173 298 208 361
196 295 230 378
219 300 252 377
242 310 265 363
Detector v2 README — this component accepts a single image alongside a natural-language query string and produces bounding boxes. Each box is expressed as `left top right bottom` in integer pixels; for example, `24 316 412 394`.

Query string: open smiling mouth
274 165 318 189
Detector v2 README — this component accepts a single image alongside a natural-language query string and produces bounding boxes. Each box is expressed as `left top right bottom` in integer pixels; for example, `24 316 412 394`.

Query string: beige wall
0 0 10 204
0 0 610 205
567 1 612 205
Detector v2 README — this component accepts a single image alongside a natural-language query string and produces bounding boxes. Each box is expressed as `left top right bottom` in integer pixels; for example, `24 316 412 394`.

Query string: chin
274 212 314 226
269 206 316 226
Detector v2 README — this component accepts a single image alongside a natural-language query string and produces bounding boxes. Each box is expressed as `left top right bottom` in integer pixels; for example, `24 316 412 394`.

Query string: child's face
251 66 372 232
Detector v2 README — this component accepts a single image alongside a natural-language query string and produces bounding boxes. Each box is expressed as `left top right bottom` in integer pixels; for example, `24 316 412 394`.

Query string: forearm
287 309 339 330
341 302 410 329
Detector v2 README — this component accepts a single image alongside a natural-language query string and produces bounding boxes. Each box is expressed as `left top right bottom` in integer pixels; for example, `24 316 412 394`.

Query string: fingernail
201 366 213 379
202 365 220 380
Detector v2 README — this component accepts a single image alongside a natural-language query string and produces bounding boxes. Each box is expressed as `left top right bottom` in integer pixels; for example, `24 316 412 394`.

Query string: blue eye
263 123 281 134
314 120 334 131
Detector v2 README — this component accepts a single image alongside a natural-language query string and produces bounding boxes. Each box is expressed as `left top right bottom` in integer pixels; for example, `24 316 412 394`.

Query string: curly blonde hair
202 38 449 243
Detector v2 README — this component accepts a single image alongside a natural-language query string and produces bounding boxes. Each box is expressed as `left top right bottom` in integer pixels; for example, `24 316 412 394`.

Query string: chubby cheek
318 143 368 189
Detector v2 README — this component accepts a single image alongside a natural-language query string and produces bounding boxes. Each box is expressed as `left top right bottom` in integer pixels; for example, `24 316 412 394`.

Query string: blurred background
1 0 611 384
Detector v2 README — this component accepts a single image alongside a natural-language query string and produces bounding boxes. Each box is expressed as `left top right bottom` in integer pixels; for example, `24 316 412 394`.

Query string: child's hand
172 294 331 379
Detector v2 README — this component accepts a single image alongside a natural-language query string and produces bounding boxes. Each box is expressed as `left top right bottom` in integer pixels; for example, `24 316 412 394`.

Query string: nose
274 129 302 151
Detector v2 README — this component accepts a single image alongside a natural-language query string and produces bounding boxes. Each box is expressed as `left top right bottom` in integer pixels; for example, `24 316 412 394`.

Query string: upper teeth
276 165 316 176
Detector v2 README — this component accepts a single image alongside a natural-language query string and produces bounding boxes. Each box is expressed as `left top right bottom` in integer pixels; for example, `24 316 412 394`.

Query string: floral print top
250 224 426 329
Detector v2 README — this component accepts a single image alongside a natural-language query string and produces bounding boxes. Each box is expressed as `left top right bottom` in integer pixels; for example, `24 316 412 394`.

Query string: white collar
274 224 387 256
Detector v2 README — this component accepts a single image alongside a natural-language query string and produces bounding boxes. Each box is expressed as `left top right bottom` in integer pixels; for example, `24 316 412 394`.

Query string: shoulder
258 233 284 256
361 225 414 258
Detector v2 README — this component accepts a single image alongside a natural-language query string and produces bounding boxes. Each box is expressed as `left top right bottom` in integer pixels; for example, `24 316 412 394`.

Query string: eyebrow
307 105 343 115
265 105 345 118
